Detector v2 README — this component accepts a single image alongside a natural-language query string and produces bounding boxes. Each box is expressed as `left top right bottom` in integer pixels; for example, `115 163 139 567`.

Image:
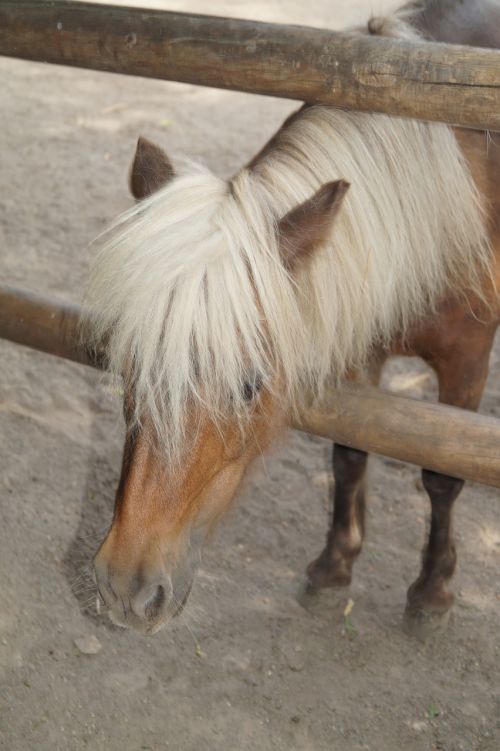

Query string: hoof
306 557 352 590
403 605 452 641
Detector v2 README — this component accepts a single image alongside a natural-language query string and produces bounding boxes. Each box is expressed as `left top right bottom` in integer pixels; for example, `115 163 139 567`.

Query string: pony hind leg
404 316 497 633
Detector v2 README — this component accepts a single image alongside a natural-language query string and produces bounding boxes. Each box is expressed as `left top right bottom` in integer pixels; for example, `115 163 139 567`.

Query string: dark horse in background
85 0 500 636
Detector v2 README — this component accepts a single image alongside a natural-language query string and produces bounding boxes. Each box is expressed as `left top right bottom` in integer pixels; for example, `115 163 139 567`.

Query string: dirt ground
1 1 499 749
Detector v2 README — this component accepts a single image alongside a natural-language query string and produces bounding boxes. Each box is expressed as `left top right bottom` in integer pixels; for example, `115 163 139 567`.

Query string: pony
85 0 500 635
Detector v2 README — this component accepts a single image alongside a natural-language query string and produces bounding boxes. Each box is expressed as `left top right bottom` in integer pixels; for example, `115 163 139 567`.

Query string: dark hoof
306 557 352 589
403 605 452 641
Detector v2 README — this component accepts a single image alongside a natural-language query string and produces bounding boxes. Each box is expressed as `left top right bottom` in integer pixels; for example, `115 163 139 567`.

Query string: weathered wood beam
1 284 499 487
0 0 499 131
0 284 102 368
294 385 500 488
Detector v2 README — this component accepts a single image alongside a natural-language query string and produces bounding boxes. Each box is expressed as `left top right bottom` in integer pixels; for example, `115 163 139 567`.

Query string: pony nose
93 553 173 623
129 576 173 620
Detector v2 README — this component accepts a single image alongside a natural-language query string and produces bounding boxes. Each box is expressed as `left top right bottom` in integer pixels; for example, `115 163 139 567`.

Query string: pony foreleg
307 444 368 588
306 357 385 589
405 320 497 631
406 469 463 619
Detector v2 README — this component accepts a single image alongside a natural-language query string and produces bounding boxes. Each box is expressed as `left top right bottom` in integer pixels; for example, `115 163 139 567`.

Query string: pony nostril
144 584 166 620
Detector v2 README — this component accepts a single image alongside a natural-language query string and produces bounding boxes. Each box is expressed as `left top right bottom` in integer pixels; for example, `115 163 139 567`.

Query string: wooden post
0 0 499 131
1 285 500 487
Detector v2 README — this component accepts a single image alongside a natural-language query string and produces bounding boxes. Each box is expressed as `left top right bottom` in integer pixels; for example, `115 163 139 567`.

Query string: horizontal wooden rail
0 284 102 368
0 1 500 131
1 284 499 487
294 387 500 488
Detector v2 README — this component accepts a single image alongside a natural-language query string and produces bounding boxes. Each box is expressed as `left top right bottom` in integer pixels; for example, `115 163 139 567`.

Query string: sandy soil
1 1 499 750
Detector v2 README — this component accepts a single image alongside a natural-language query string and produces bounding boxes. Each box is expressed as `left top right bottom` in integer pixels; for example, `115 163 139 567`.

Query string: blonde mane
85 105 491 461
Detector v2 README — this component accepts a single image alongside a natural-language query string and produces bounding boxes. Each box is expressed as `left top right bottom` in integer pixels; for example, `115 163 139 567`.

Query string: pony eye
242 375 263 402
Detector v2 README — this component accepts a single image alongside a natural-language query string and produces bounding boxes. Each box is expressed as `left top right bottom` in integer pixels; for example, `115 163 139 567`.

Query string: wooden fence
1 1 500 130
1 1 500 486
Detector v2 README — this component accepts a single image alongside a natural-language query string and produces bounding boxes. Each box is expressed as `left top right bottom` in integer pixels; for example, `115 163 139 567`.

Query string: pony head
88 137 348 633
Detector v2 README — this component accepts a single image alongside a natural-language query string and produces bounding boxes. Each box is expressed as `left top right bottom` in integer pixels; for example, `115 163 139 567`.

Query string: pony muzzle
93 549 186 633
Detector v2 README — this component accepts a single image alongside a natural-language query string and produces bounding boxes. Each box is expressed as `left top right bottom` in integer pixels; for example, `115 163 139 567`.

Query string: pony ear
278 180 349 272
129 136 176 200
